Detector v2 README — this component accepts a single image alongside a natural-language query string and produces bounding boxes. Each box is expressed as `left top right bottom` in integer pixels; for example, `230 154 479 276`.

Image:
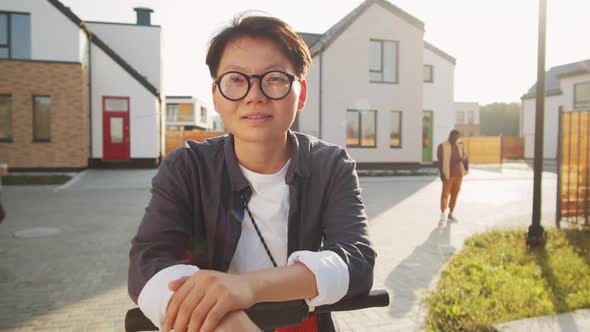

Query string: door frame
102 96 130 161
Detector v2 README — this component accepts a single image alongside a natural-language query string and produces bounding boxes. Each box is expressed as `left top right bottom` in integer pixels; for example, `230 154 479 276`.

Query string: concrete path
0 166 573 331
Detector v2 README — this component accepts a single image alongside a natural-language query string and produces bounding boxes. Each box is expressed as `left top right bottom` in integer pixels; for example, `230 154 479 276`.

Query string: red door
103 96 130 161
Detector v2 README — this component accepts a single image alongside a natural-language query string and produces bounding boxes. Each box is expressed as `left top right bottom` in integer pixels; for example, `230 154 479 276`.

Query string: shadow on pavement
385 221 456 318
360 177 436 221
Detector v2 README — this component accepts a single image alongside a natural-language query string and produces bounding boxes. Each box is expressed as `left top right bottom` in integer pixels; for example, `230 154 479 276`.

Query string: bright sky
59 0 590 108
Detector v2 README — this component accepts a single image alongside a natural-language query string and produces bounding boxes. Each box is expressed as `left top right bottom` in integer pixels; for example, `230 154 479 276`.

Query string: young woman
128 15 375 332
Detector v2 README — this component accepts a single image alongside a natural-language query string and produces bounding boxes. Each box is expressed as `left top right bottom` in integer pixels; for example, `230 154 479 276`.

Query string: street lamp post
526 0 547 246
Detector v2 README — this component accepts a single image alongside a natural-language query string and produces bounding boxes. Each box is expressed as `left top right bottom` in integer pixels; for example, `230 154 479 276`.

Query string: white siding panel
91 43 159 159
86 22 162 90
318 2 424 163
1 0 81 62
424 47 455 161
522 95 561 159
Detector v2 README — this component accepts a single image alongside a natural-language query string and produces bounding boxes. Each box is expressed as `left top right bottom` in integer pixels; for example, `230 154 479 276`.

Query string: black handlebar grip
314 289 390 313
125 308 158 332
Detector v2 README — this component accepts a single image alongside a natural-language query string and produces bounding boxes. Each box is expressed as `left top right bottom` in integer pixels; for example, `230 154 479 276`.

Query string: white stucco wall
316 2 424 163
90 42 159 159
454 102 480 125
423 47 455 161
298 56 321 138
86 22 162 90
1 0 81 62
522 95 562 159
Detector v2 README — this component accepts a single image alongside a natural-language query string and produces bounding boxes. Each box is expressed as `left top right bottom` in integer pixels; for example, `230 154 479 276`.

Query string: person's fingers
172 286 206 332
168 276 190 291
200 296 232 332
163 276 195 331
187 292 219 332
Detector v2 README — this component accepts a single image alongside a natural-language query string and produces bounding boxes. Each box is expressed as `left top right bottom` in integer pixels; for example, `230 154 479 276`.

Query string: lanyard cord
244 205 278 268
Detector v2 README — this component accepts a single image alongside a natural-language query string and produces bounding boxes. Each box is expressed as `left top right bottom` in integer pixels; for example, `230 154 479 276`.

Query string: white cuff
137 264 198 330
287 250 349 306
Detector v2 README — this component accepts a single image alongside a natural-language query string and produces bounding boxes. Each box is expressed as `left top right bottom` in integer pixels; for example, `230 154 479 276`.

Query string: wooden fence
165 131 227 156
461 136 524 163
557 110 589 227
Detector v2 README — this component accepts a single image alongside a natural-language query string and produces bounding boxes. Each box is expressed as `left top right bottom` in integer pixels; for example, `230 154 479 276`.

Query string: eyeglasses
214 70 296 101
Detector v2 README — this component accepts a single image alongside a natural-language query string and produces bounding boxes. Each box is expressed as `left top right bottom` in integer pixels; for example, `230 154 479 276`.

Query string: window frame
423 64 434 83
574 81 590 109
369 39 399 84
346 109 377 148
389 110 402 148
32 95 51 142
0 11 31 59
166 103 179 122
0 94 12 142
456 110 465 124
200 106 207 123
467 110 475 124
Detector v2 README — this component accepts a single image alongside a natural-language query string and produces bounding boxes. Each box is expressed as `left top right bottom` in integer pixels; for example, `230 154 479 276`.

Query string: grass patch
425 228 590 332
1 175 72 185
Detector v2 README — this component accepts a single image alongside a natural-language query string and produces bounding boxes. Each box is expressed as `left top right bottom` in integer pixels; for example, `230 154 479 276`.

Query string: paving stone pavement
0 167 558 331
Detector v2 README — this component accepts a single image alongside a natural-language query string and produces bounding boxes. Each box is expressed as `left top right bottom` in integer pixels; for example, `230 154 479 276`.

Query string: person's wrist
243 272 264 304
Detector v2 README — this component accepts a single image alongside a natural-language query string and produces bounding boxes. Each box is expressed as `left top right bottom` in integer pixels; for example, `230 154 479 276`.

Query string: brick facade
0 60 89 169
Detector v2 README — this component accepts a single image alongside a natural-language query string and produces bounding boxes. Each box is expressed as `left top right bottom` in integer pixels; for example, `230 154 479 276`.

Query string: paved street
0 167 557 331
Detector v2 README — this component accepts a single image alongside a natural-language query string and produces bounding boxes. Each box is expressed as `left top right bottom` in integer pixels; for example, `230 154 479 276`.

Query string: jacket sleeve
128 151 199 304
319 149 376 298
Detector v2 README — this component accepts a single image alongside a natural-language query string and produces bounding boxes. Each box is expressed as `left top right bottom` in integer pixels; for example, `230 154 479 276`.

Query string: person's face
212 36 306 145
450 132 460 143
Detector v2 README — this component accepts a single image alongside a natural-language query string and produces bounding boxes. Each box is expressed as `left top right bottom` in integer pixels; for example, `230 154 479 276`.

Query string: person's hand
163 270 257 332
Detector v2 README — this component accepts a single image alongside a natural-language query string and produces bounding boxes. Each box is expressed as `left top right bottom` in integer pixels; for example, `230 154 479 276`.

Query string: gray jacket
128 130 376 330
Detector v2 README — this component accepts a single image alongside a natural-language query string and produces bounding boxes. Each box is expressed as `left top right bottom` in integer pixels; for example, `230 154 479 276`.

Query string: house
0 0 163 170
454 102 480 137
296 0 455 168
521 59 590 159
165 96 210 133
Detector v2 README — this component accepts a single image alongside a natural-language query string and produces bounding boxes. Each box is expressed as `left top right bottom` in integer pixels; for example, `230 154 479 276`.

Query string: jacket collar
224 130 311 192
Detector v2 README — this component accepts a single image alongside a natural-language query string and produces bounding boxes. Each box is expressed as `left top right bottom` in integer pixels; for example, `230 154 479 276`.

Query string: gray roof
304 0 425 57
522 59 590 100
298 32 323 50
424 41 456 65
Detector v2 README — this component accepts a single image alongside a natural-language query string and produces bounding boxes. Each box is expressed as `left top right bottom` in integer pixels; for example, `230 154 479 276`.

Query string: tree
480 102 521 136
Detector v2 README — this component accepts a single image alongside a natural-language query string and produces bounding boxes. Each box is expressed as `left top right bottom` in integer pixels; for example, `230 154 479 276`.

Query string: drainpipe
319 52 323 139
82 24 93 167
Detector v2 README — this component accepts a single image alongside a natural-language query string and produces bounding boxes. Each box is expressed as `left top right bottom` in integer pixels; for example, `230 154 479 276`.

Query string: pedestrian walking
437 129 468 223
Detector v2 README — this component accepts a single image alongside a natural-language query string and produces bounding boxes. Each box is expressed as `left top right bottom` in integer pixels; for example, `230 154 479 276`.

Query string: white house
453 102 480 137
296 0 455 168
521 59 590 160
165 96 210 132
0 0 163 170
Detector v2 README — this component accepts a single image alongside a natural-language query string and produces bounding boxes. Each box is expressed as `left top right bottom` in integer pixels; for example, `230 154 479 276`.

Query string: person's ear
297 79 307 111
212 82 220 114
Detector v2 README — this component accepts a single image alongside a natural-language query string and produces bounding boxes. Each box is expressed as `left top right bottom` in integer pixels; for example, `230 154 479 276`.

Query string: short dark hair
205 14 312 79
449 129 461 139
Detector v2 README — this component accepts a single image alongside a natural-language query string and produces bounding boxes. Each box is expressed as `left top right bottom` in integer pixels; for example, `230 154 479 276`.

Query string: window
574 81 590 109
33 96 51 142
167 104 179 121
200 106 207 124
456 110 464 124
467 110 474 124
0 95 12 141
369 40 398 83
0 12 31 59
423 65 434 82
390 111 402 148
346 110 377 147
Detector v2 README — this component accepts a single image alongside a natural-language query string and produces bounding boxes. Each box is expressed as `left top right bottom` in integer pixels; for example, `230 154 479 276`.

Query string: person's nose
243 77 267 103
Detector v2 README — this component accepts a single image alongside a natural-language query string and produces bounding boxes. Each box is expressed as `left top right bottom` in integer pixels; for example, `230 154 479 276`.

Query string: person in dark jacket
128 14 375 332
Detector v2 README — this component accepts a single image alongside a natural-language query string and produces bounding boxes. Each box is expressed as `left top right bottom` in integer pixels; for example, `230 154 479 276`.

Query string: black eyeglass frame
214 70 297 101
